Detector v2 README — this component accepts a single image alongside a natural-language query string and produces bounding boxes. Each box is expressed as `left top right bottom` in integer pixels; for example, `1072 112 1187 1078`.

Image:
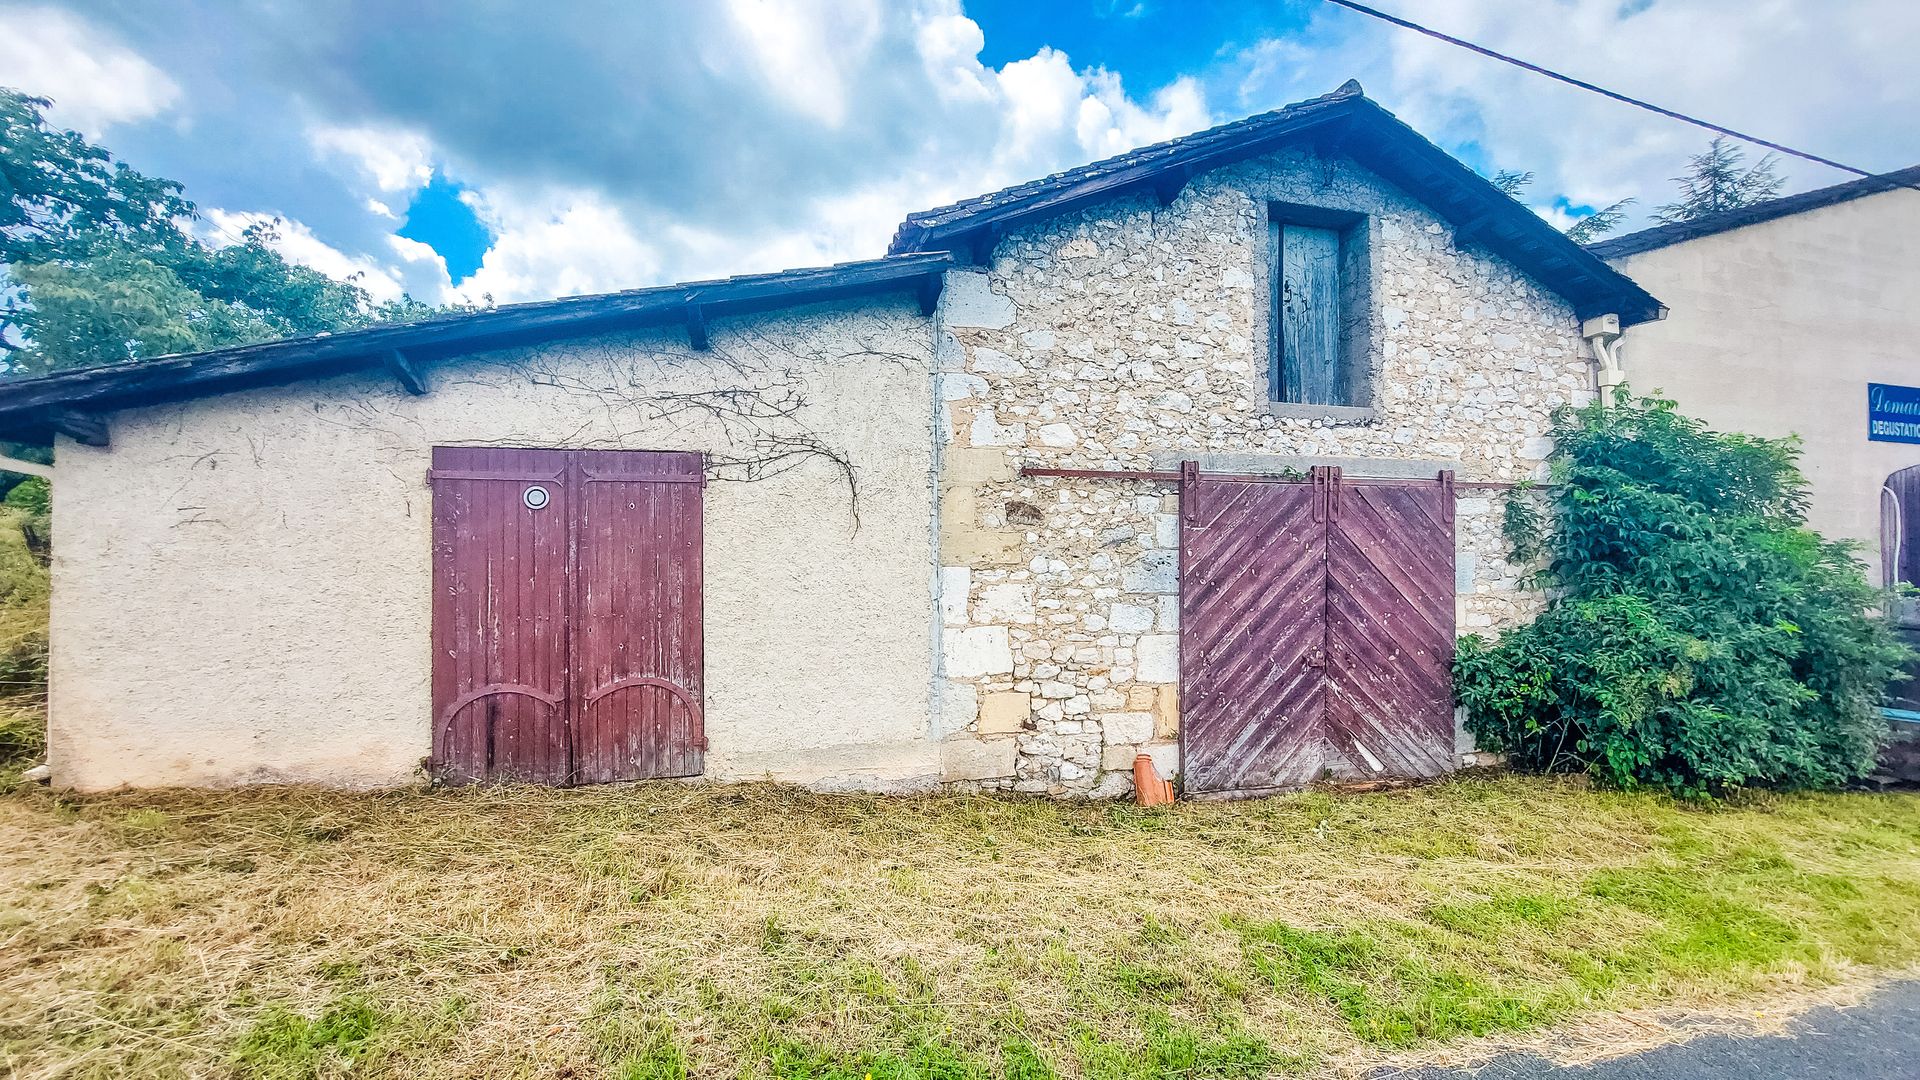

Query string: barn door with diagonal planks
1179 468 1455 795
1179 473 1329 794
1324 478 1455 778
430 448 705 785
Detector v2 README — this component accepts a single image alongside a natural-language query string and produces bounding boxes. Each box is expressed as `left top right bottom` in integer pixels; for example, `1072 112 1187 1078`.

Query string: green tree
1564 200 1633 245
1651 136 1785 225
1485 168 1633 244
1 88 449 376
1454 393 1909 797
1491 169 1534 198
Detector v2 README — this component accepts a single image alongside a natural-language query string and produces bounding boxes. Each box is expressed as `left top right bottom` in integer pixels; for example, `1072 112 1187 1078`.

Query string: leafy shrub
4 475 49 516
1454 393 1910 797
0 505 47 705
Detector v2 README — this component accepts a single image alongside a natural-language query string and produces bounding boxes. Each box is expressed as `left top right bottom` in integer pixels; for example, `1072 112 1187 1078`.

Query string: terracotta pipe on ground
1133 754 1175 806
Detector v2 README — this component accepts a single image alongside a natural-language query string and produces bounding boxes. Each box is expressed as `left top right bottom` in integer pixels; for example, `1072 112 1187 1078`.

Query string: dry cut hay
0 774 1916 1078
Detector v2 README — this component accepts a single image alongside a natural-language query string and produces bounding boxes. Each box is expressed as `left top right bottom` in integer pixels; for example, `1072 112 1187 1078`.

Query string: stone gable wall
931 147 1593 796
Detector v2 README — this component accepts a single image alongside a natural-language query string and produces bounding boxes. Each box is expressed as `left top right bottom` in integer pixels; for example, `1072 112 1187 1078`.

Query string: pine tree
1652 136 1785 225
1565 199 1634 244
1485 168 1631 244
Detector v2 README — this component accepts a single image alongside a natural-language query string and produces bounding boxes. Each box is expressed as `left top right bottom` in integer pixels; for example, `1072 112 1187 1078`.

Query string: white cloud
914 10 995 104
1078 72 1208 161
196 208 429 304
452 191 662 305
995 49 1088 159
1229 0 1920 234
725 0 884 127
382 234 454 300
17 1 1229 309
308 123 435 195
0 4 180 135
13 0 1918 316
360 3 1220 305
904 11 1213 208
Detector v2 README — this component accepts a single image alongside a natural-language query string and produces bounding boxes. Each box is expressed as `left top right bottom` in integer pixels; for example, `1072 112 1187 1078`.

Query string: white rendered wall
1606 187 1920 581
48 299 939 791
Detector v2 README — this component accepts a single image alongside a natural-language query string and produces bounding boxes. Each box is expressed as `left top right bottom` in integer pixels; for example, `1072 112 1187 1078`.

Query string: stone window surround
1266 402 1378 423
1258 197 1380 422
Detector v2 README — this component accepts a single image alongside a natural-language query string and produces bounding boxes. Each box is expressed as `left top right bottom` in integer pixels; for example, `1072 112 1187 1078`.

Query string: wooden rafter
384 349 428 395
48 408 108 448
683 303 709 351
916 273 944 316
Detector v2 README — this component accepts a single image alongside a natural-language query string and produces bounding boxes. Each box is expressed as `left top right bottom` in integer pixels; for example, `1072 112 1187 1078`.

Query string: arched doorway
1883 465 1920 617
1881 465 1920 727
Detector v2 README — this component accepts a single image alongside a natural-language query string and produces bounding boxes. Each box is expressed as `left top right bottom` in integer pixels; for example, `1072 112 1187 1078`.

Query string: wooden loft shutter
1275 223 1344 405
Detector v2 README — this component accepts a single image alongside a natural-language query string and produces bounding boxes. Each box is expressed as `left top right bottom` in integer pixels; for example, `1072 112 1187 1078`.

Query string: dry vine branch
500 324 929 534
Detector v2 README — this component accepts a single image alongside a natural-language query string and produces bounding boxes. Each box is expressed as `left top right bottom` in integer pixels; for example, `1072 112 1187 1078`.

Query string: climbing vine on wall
504 320 927 534
1499 482 1545 567
1454 391 1911 798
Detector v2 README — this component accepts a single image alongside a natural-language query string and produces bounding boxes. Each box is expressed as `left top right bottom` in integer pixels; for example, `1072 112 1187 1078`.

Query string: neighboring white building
0 83 1660 795
1589 167 1920 593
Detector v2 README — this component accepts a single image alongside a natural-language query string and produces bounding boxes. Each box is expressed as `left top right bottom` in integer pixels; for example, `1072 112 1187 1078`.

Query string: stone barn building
0 83 1660 796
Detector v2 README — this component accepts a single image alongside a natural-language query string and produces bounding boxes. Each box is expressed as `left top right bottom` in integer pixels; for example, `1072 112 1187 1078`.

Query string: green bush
3 476 49 516
0 504 47 696
1454 392 1910 797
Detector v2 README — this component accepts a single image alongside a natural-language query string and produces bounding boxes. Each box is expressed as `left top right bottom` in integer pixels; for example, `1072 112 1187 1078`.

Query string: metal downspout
1581 313 1626 403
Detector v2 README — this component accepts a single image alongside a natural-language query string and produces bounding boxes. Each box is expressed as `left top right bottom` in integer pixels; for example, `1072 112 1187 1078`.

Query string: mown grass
0 766 1915 1078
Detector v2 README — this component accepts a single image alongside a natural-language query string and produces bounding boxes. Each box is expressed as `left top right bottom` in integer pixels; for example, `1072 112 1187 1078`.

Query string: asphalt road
1382 981 1920 1079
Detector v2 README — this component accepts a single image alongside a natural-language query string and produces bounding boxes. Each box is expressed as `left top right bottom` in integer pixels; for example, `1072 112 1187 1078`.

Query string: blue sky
968 1 1312 87
1 1 1913 306
397 176 489 285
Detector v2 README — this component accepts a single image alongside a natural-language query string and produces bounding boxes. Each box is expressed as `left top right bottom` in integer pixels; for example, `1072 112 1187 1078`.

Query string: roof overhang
1587 164 1920 260
0 253 953 446
889 82 1662 329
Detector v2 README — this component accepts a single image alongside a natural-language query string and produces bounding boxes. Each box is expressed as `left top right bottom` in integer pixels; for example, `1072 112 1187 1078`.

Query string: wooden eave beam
684 302 710 351
1452 209 1504 246
1152 166 1193 207
384 348 428 395
48 408 108 448
917 272 945 316
1311 125 1354 162
0 253 957 434
967 226 1001 267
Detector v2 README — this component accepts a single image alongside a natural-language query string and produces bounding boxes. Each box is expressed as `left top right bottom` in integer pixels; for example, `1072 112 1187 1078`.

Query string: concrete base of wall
711 742 943 794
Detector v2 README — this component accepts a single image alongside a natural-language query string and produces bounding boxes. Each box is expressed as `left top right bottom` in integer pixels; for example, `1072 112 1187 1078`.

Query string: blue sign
1869 383 1920 444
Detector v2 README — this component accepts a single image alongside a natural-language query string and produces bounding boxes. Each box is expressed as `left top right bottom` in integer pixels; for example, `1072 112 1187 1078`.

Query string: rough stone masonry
932 147 1594 797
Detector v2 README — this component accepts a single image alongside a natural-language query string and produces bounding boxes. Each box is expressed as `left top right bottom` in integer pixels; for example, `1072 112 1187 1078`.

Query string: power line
1322 0 1883 180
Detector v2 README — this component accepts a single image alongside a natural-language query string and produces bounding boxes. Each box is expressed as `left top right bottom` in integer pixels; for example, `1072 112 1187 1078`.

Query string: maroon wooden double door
1180 468 1455 795
429 447 705 785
